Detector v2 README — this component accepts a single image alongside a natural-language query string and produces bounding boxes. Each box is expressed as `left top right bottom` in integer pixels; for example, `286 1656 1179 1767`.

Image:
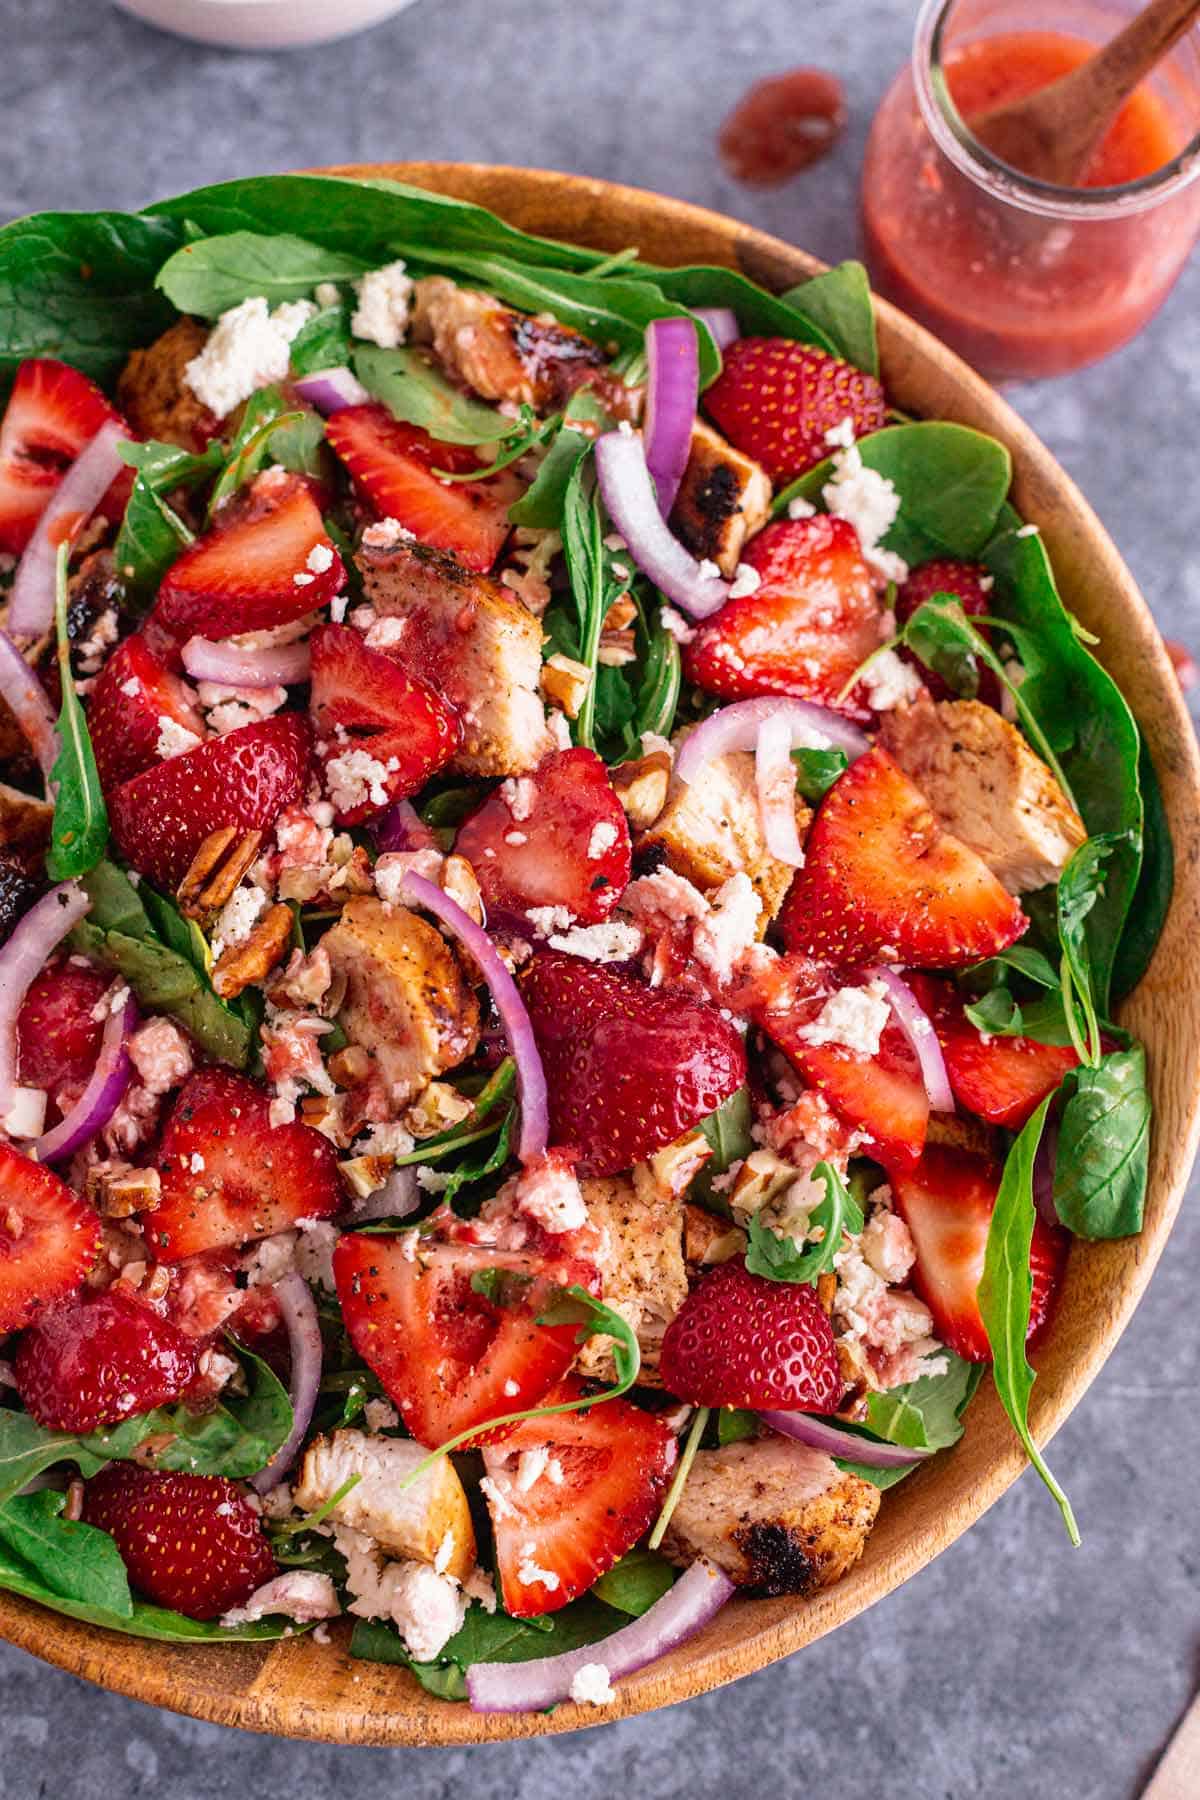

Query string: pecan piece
541 652 591 719
177 826 263 922
211 902 293 999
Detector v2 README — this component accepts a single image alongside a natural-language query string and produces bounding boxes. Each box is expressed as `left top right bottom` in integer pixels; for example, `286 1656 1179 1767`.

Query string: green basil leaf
1053 1045 1149 1239
46 544 108 881
353 345 514 446
591 1548 676 1616
155 230 370 316
780 260 878 375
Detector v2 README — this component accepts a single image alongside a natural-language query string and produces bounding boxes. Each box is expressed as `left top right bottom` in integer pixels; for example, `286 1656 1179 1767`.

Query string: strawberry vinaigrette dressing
861 1 1200 380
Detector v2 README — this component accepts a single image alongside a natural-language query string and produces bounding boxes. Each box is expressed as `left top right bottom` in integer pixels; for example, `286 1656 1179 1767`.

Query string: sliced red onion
293 367 370 416
676 697 869 786
0 882 91 1120
643 317 699 518
347 1164 420 1222
759 1409 931 1468
400 872 547 1165
373 799 437 854
467 1557 735 1713
755 714 805 867
0 631 58 777
250 1272 323 1495
36 994 138 1162
8 421 129 637
691 307 739 351
871 967 955 1114
594 427 729 620
182 635 311 688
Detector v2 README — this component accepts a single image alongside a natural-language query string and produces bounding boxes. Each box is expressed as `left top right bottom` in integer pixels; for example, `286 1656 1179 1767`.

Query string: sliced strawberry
455 748 632 927
683 515 882 713
16 959 110 1093
325 407 519 572
308 622 461 825
895 557 1001 707
0 1145 101 1332
778 747 1028 969
521 952 747 1177
659 1257 843 1410
482 1379 676 1617
14 1287 198 1432
151 1069 341 1262
153 469 344 643
0 358 123 554
908 974 1079 1131
703 337 887 485
892 1145 1067 1362
334 1232 599 1449
82 1464 276 1620
107 713 310 889
87 633 205 793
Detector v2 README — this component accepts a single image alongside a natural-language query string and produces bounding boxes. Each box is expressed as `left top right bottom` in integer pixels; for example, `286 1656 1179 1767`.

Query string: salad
0 174 1165 1714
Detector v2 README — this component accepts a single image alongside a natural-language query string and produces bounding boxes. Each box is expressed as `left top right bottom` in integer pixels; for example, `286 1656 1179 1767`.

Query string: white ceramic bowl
111 0 418 51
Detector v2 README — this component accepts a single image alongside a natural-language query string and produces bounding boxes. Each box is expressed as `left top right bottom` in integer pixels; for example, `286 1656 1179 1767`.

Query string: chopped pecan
211 902 293 999
405 1080 474 1138
835 1337 873 1421
816 1271 837 1315
300 1094 354 1147
338 1152 396 1200
684 1202 746 1267
602 595 637 633
541 652 591 719
328 1045 372 1087
93 1165 162 1219
441 853 483 926
177 826 263 922
597 627 637 668
611 750 670 831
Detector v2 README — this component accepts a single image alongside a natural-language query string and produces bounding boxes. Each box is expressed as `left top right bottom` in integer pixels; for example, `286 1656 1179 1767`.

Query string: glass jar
860 0 1200 380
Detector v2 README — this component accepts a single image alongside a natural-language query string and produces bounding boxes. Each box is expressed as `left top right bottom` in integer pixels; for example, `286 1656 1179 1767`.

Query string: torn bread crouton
669 419 773 577
117 317 221 451
295 1429 475 1579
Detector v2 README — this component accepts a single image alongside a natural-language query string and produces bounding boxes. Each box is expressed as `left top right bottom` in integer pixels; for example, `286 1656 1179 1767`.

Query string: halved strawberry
14 1287 198 1432
895 558 1001 707
659 1257 843 1410
0 358 123 554
908 975 1079 1131
333 1233 600 1449
325 407 520 572
151 1069 341 1262
87 633 205 793
683 515 882 713
778 747 1028 969
107 713 311 889
82 1465 276 1620
16 959 110 1093
521 952 747 1177
308 622 461 825
0 1145 101 1332
153 469 344 643
703 338 887 485
482 1379 676 1617
455 748 632 927
891 1145 1067 1362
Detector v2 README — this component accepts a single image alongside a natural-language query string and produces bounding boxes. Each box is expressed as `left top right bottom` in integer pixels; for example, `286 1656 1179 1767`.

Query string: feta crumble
546 920 644 963
860 647 923 713
658 604 696 645
728 562 762 599
351 261 414 350
587 820 619 860
324 748 392 814
184 296 316 418
155 715 202 760
821 441 907 583
211 884 268 961
796 980 891 1055
513 1152 588 1233
569 1662 616 1706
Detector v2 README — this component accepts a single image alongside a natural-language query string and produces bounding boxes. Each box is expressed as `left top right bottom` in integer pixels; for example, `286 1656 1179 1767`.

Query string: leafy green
509 424 591 528
208 385 324 512
155 230 370 316
697 1087 754 1174
836 1354 983 1490
0 1491 132 1614
639 263 838 360
964 984 1075 1046
353 346 515 446
745 1161 864 1285
716 1407 759 1445
392 1058 515 1168
435 1109 515 1208
591 1549 675 1616
1053 1045 1150 1239
978 1096 1080 1544
559 444 612 751
781 260 878 375
792 746 847 801
113 438 223 607
1057 835 1124 1066
1111 741 1173 1000
288 302 354 375
350 1594 624 1697
46 543 108 881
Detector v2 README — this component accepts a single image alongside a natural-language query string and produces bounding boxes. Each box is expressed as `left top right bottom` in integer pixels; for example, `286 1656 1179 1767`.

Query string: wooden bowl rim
3 161 1197 1745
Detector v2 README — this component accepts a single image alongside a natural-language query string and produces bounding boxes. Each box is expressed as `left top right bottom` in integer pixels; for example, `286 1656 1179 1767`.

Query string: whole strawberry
659 1258 843 1411
82 1464 277 1619
703 338 887 485
521 952 746 1177
15 1288 198 1432
895 557 1001 706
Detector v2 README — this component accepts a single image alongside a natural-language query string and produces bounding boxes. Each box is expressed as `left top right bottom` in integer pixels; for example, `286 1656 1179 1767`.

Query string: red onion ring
0 631 58 777
594 427 729 620
870 967 955 1114
181 635 311 688
0 882 91 1119
36 994 138 1163
8 422 130 637
759 1409 931 1468
249 1271 323 1495
372 799 437 854
399 872 548 1165
467 1557 735 1712
347 1164 420 1222
690 307 739 351
675 697 869 786
293 368 370 415
755 714 805 867
643 317 699 517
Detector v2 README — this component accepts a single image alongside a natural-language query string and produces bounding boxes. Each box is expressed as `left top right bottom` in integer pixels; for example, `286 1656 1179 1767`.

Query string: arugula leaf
560 444 610 751
716 1407 759 1445
835 1354 983 1490
744 1161 864 1285
155 230 370 316
1057 835 1125 1067
978 1096 1080 1544
1111 741 1173 1000
208 385 324 513
288 302 354 374
630 602 682 745
113 438 223 607
591 1549 676 1616
509 424 590 529
1053 1045 1149 1239
792 746 847 801
46 543 108 881
0 1491 132 1614
434 1108 515 1207
353 346 514 446
780 260 878 375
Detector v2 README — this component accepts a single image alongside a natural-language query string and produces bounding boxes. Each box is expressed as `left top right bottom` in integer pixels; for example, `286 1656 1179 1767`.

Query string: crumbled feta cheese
822 441 907 582
516 1547 559 1591
364 615 407 651
479 1475 516 1521
501 776 537 821
324 748 392 814
515 1448 549 1492
463 1566 499 1612
211 883 268 961
787 495 817 520
860 648 923 713
293 1219 340 1291
697 558 723 582
587 820 619 860
691 873 762 988
361 517 415 549
75 608 119 676
220 1571 340 1628
2 1086 46 1139
385 1562 466 1661
796 980 891 1055
120 677 140 698
658 605 696 645
434 1529 456 1576
363 1397 399 1432
126 1021 190 1096
569 1662 616 1706
514 1153 588 1233
546 920 644 963
155 715 202 760
728 562 762 599
350 261 414 350
183 296 316 418
861 1207 916 1285
198 680 288 737
307 541 334 574
1015 522 1039 539
546 710 573 751
525 903 576 937
825 416 857 450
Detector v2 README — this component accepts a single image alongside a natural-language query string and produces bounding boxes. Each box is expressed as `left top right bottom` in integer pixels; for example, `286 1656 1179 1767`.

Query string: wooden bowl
3 163 1198 1744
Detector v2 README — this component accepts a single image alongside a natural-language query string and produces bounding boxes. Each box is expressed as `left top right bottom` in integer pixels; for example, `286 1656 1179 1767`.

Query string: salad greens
46 542 108 882
114 438 224 607
836 1354 983 1491
745 1162 864 1286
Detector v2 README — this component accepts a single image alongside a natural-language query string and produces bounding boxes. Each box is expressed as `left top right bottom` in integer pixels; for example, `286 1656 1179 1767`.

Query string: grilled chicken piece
294 1429 475 1579
641 746 810 929
411 275 608 414
321 897 479 1105
879 693 1086 894
669 420 773 577
357 536 553 777
660 1435 880 1595
117 317 221 451
683 1202 746 1268
576 1166 691 1385
0 782 52 868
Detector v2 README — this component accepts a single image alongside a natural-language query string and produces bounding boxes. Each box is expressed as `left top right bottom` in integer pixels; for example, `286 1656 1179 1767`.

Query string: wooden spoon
969 0 1200 186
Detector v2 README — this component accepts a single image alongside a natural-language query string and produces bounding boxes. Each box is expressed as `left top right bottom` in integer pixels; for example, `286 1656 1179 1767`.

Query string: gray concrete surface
2 1 1198 1794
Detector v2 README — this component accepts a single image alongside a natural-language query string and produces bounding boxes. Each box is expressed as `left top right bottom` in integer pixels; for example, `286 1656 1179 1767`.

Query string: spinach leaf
591 1549 676 1616
508 424 591 528
964 984 1075 1046
781 260 878 375
392 1058 515 1168
155 231 370 316
835 1354 982 1490
630 603 682 745
978 1096 1080 1543
46 544 108 881
697 1087 754 1173
792 746 847 801
0 1491 132 1614
639 264 838 360
969 945 1061 991
1053 1045 1149 1239
745 1161 864 1285
138 881 212 974
209 390 325 514
716 1407 759 1445
774 422 1012 565
114 438 223 607
289 302 354 375
1057 835 1125 1066
1111 741 1173 1000
353 346 514 446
